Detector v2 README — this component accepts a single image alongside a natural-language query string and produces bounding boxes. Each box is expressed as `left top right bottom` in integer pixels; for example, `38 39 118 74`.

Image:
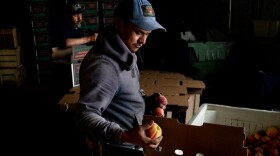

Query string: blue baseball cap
114 0 166 32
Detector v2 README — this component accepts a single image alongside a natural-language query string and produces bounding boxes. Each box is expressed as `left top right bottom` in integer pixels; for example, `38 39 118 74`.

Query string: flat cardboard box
154 85 187 96
69 86 80 94
183 79 205 94
139 70 158 79
143 115 247 156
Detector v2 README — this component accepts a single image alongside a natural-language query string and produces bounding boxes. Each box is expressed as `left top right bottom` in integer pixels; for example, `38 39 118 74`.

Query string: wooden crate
0 47 21 67
0 65 23 86
0 28 19 49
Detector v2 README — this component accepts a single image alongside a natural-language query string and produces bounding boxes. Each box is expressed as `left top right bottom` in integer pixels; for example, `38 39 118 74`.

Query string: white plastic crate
188 103 280 136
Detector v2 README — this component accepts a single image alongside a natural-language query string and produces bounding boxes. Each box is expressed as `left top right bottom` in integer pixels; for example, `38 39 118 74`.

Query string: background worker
52 0 98 61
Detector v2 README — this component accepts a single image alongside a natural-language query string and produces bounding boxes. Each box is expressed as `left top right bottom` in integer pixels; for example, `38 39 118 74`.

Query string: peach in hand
153 107 165 117
145 122 162 139
155 94 168 109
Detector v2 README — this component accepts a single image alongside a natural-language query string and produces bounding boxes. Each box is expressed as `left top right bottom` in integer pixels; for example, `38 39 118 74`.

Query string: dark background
1 0 280 155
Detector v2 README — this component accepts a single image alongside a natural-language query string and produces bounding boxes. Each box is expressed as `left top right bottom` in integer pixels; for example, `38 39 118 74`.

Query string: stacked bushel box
139 70 205 124
58 70 206 119
0 28 22 86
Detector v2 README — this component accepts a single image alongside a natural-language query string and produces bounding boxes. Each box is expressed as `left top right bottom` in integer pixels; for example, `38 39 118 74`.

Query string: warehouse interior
1 0 280 155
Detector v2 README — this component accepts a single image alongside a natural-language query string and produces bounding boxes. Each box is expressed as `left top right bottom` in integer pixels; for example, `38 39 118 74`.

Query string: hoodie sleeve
75 56 123 144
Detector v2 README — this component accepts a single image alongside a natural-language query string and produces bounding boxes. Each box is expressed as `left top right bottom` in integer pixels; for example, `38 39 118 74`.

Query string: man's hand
120 120 163 149
145 93 168 117
89 33 98 42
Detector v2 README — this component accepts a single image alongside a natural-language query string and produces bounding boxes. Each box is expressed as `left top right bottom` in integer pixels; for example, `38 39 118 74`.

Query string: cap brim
131 19 166 32
72 9 84 14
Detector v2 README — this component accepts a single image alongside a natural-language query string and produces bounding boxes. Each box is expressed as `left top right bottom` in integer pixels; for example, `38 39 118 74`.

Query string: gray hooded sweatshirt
75 27 145 146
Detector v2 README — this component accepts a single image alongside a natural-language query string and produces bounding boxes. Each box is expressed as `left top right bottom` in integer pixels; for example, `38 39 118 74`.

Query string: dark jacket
75 27 145 145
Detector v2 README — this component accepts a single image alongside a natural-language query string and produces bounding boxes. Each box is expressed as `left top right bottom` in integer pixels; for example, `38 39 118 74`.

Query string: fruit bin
188 103 280 136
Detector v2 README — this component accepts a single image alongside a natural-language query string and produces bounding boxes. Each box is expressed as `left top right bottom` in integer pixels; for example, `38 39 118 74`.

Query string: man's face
119 23 152 53
72 13 83 28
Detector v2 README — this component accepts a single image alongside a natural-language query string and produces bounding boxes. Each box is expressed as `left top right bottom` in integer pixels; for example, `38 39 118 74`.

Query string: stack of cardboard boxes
140 70 205 124
59 69 206 124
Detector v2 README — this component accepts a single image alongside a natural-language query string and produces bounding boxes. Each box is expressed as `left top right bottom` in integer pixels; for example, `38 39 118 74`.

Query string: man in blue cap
75 0 166 155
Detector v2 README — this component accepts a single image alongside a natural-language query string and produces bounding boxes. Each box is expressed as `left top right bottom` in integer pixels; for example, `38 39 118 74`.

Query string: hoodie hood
92 27 137 71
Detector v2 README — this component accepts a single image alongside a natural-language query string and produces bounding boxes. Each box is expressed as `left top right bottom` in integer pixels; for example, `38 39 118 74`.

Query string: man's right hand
120 120 163 149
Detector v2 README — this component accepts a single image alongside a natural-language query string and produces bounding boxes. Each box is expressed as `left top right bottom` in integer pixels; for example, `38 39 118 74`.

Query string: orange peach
266 126 279 138
254 131 264 141
262 135 271 143
145 122 162 139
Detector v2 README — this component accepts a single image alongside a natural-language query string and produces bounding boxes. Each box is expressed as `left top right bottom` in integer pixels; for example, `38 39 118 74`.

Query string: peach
269 148 278 156
270 139 280 148
266 126 279 138
145 122 162 139
247 134 255 144
153 107 165 117
155 94 168 109
255 147 263 153
254 131 263 141
261 144 270 151
261 135 271 143
255 152 263 156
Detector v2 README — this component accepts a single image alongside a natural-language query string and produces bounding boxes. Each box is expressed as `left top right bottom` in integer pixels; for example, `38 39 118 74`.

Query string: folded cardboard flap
58 94 79 112
143 115 247 156
69 86 80 94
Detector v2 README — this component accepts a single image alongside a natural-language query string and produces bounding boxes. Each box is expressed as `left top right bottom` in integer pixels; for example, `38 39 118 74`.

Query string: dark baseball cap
114 0 166 32
67 1 85 14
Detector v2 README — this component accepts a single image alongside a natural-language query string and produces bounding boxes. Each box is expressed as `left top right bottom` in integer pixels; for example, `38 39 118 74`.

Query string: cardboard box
0 47 21 67
0 65 23 86
58 93 80 112
188 103 280 136
253 20 270 38
268 20 280 39
59 70 206 119
140 70 205 124
143 115 247 156
0 27 19 49
254 20 280 39
69 86 80 94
